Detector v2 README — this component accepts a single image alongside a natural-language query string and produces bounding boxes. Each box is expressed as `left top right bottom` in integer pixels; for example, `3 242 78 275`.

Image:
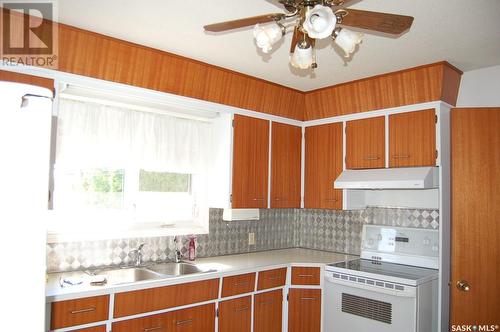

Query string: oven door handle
325 276 417 298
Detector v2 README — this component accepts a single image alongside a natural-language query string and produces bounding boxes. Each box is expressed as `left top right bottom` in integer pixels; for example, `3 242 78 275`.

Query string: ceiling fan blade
204 13 284 32
340 9 414 35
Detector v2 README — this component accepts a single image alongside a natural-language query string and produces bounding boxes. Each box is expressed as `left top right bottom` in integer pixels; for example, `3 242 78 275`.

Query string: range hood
334 167 439 189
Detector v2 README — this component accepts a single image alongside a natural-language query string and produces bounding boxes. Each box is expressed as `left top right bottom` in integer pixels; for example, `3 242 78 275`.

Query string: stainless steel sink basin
87 267 162 285
148 262 215 277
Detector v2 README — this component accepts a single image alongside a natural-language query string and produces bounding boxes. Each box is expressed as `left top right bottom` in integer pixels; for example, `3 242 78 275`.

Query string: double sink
85 262 216 286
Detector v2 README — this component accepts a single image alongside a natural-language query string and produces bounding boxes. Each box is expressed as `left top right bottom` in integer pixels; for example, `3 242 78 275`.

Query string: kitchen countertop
46 248 356 302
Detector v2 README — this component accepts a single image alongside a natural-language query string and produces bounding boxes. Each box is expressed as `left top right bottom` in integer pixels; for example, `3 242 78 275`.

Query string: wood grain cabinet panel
50 295 109 330
232 115 270 208
304 123 343 209
346 116 386 169
291 267 321 285
113 278 219 318
271 122 302 208
257 267 287 291
288 289 321 332
221 273 256 297
218 296 252 332
389 109 437 167
254 289 283 332
112 303 215 332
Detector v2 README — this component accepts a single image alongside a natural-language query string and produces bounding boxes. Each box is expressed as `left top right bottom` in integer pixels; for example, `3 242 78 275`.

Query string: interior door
451 108 500 327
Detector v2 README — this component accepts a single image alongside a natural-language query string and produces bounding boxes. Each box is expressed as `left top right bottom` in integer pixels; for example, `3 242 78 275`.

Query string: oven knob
432 245 438 251
423 237 431 246
377 234 382 241
368 239 374 246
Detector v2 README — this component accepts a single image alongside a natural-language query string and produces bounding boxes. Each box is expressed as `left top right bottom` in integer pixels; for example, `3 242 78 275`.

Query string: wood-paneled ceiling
56 0 500 91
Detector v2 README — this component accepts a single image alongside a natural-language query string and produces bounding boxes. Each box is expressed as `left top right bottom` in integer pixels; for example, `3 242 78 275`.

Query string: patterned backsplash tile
46 206 439 273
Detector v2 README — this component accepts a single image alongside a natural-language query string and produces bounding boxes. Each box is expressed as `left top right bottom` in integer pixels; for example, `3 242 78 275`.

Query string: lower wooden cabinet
218 296 251 332
254 289 283 332
288 289 321 332
112 303 215 332
72 326 106 332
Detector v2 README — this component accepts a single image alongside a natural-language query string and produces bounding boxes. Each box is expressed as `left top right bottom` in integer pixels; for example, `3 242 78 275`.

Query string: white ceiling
56 0 500 91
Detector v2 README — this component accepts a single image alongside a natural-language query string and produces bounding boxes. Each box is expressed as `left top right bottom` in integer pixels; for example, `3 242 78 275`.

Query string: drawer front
112 303 215 332
221 273 256 297
72 326 107 332
257 267 287 290
291 267 321 285
218 296 251 332
169 303 215 332
112 312 169 332
114 278 219 318
50 295 109 330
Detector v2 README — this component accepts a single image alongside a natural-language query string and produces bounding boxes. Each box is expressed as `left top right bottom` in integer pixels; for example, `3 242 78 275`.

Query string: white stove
324 225 439 332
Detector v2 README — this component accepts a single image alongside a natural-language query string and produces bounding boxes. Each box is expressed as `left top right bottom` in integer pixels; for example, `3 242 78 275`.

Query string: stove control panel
361 225 439 268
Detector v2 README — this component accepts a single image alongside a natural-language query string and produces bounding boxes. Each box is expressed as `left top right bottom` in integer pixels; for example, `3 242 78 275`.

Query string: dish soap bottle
188 235 196 261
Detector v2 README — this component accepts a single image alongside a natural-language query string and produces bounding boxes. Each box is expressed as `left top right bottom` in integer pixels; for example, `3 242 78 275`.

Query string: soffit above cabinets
56 0 500 91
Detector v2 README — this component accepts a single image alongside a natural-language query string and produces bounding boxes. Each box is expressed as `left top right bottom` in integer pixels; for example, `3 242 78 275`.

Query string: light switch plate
248 232 255 245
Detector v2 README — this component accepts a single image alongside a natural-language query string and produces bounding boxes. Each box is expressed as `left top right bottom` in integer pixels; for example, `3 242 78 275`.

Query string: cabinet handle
298 274 314 278
363 156 380 161
234 306 250 312
258 300 274 305
234 281 250 286
176 319 194 326
392 155 410 159
267 276 279 280
325 199 338 202
144 326 163 332
70 307 95 314
300 297 318 301
252 198 265 201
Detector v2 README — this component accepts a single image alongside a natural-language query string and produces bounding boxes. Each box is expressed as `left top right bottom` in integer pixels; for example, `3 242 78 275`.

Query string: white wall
457 65 500 107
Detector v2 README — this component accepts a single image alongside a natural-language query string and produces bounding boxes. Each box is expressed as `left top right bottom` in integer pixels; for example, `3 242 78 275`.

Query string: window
49 96 215 241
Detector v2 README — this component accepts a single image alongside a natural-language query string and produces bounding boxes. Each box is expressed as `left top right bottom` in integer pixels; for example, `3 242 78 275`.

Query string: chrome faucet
129 243 147 267
173 236 183 263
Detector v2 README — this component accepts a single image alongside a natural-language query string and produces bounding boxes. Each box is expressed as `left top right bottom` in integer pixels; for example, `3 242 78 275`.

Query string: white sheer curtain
54 99 211 231
56 99 211 172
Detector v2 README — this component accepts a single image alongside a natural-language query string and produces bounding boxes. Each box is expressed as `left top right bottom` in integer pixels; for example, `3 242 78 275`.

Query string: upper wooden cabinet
304 123 343 209
271 122 302 208
232 115 270 208
389 109 437 167
346 116 385 169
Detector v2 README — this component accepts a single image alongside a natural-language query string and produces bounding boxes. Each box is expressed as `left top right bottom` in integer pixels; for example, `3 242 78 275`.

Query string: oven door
324 275 417 332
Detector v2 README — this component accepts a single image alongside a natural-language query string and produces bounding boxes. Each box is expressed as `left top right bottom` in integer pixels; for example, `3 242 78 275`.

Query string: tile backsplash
46 206 439 273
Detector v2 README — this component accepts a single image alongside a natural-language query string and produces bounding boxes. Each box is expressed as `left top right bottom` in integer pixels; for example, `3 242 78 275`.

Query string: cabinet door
254 289 283 332
218 296 251 332
304 123 343 209
288 289 321 332
271 122 302 208
232 115 270 208
389 109 436 167
346 116 385 169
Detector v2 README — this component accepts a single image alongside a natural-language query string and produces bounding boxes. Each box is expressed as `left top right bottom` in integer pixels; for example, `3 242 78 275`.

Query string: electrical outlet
248 232 255 245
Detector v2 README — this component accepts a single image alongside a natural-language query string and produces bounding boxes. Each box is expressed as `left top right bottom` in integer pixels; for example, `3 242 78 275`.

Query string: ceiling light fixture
204 1 414 71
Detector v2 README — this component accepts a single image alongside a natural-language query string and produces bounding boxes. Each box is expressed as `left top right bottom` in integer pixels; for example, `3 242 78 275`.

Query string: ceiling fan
204 0 414 70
